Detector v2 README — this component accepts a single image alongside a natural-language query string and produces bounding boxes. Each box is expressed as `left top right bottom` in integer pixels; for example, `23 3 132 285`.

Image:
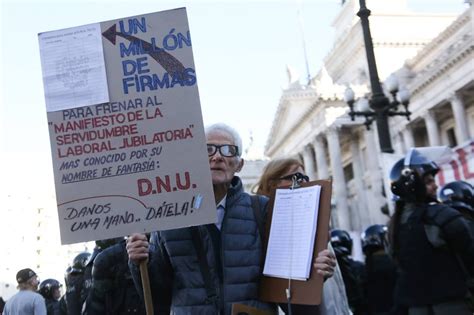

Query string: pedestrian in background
3 268 46 315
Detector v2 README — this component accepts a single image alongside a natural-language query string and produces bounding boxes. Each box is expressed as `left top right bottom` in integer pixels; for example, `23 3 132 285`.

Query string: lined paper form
263 185 321 280
39 23 109 112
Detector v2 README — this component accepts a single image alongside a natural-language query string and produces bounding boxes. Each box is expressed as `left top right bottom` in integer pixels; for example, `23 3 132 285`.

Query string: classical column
301 145 316 180
449 92 470 144
313 135 329 179
350 139 366 231
402 125 415 150
364 128 386 224
326 127 350 231
423 110 441 146
394 132 404 154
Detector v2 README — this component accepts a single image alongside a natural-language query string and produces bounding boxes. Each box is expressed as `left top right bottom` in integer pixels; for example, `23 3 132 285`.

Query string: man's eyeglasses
207 144 239 157
278 172 309 183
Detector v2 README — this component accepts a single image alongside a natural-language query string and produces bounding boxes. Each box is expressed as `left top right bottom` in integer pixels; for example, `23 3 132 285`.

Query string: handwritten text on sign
40 9 215 244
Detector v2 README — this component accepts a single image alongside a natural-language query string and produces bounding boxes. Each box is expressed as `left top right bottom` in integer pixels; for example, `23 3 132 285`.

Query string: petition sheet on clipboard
263 185 321 280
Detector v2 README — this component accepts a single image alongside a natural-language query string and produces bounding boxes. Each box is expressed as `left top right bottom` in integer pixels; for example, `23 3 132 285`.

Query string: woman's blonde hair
17 277 37 291
254 158 304 197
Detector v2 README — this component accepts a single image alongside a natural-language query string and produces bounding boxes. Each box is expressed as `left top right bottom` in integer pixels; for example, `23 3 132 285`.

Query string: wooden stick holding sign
231 303 274 315
140 260 154 315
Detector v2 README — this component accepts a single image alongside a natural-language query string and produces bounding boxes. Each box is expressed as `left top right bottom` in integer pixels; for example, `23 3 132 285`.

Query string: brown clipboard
258 179 332 305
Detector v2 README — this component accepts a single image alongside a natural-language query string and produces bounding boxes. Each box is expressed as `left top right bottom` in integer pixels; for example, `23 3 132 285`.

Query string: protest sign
437 140 474 187
382 141 474 214
38 8 216 244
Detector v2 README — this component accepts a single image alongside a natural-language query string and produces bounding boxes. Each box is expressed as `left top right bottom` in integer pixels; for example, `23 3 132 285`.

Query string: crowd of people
2 123 474 315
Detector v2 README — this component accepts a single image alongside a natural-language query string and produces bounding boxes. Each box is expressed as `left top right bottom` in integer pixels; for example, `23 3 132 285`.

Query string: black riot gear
330 229 353 256
95 237 124 251
71 252 91 274
83 240 145 315
390 149 439 201
331 229 367 314
81 239 122 309
361 224 388 256
394 203 473 307
39 278 62 300
40 278 62 315
439 180 474 213
388 148 474 313
363 240 397 315
65 254 89 315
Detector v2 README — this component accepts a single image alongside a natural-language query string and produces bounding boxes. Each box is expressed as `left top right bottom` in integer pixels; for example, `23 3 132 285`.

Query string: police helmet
71 251 91 274
330 229 353 256
390 149 439 201
361 224 388 255
95 237 123 250
39 278 62 299
63 266 72 286
439 180 474 212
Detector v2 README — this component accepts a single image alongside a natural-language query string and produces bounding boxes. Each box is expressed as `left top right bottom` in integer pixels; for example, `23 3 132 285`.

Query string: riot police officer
82 238 145 315
330 229 367 315
58 267 71 315
81 237 124 307
439 180 474 302
389 149 474 314
39 278 62 315
65 251 90 315
361 224 396 315
439 180 474 223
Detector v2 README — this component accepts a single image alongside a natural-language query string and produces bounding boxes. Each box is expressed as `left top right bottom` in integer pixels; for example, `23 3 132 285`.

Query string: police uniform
393 202 474 314
83 240 145 315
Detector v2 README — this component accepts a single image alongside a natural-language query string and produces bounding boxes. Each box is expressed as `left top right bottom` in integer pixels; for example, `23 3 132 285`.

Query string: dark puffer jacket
130 176 276 315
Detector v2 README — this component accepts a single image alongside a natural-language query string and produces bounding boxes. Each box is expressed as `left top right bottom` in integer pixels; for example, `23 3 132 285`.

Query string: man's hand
313 249 336 279
126 233 150 264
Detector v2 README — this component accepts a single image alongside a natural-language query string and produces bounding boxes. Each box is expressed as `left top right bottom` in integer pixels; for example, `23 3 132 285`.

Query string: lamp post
344 0 411 153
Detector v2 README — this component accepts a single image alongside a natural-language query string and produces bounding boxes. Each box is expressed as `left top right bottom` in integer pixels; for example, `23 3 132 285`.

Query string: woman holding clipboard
254 158 351 315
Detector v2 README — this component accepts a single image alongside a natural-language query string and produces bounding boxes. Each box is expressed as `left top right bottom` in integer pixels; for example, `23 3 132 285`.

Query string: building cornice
265 100 318 157
407 9 471 67
265 96 347 157
265 88 318 154
409 32 473 96
265 90 318 155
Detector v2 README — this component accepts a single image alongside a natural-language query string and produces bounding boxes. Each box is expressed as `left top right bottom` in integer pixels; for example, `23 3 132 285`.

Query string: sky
0 0 339 195
0 0 466 194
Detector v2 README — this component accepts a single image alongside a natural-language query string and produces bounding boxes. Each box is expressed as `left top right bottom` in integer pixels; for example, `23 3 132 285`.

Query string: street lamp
344 0 411 153
344 75 411 131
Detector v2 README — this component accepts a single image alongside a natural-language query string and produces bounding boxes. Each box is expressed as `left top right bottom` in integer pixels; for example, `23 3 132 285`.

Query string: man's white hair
205 123 243 158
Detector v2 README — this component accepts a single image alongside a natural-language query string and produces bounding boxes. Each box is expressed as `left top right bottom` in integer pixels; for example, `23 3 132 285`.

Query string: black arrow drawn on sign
102 24 186 75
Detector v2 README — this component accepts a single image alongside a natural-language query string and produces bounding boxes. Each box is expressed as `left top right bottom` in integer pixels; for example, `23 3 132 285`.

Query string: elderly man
3 268 47 315
127 123 335 315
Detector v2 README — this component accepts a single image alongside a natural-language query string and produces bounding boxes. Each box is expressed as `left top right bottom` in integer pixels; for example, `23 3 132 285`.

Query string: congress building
264 0 474 233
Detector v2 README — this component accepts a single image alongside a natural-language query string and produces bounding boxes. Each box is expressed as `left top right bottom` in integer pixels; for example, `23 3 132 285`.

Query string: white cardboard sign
39 8 216 244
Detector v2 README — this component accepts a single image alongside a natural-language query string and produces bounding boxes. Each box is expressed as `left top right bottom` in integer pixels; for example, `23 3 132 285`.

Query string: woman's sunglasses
278 172 309 183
